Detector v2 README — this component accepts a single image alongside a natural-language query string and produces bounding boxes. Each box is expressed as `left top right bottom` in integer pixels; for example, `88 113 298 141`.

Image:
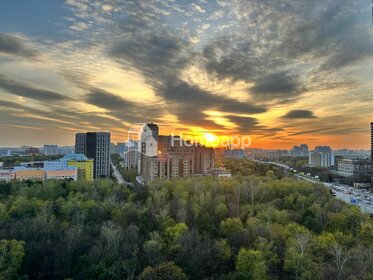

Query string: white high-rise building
309 146 334 168
121 140 140 170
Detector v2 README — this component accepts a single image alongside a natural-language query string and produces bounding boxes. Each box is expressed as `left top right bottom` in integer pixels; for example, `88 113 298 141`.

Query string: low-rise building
45 169 77 181
45 154 93 181
15 169 45 181
208 167 232 177
0 169 14 181
337 159 372 177
64 154 94 181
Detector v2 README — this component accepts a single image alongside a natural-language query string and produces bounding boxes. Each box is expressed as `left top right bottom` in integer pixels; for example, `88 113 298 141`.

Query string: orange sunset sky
0 0 372 149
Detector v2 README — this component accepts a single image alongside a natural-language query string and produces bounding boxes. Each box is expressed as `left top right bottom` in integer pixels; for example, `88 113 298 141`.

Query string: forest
0 160 372 280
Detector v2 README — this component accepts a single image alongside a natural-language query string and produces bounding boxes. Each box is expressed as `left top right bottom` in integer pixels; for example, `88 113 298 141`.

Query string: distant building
309 146 334 168
290 146 302 157
208 167 232 178
43 145 58 155
333 149 370 160
0 149 11 157
300 144 309 156
75 132 110 179
224 149 244 159
25 147 40 155
0 170 14 181
121 140 140 170
245 148 289 160
214 148 226 159
18 161 44 169
110 143 119 155
117 142 127 154
291 144 308 157
337 159 372 177
57 146 75 155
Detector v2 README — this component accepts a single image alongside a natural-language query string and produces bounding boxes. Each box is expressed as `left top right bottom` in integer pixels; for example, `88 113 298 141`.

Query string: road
110 160 132 187
254 160 373 214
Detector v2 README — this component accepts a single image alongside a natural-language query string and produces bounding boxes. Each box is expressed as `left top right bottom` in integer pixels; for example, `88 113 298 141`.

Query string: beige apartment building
139 123 214 183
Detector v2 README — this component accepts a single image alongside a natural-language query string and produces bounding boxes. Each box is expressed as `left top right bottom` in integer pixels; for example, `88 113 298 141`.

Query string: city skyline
0 1 372 149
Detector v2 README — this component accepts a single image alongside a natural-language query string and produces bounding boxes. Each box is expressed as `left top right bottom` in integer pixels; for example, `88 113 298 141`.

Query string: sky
0 0 372 149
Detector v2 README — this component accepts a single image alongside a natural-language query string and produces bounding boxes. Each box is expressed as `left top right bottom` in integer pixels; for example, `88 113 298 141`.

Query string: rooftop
62 154 89 161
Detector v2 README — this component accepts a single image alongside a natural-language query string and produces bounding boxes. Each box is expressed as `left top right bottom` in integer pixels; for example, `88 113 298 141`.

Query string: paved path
110 160 132 186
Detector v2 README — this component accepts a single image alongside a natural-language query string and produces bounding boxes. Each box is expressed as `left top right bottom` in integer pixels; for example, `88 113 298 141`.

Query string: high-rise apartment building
75 132 110 179
121 140 140 170
43 144 58 155
309 146 334 168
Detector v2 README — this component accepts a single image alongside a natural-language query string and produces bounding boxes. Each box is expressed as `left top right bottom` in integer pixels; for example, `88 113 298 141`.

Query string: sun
202 133 218 147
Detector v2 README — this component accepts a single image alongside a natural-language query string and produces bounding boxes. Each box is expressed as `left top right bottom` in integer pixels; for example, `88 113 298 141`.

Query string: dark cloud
0 74 70 102
201 0 369 100
85 88 134 110
108 13 267 128
225 114 282 136
0 33 37 58
0 98 126 130
161 80 266 114
225 115 259 131
84 87 164 124
251 72 302 99
281 110 317 119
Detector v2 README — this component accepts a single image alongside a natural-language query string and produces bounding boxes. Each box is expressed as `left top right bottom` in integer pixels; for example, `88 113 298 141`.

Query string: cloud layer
0 0 371 148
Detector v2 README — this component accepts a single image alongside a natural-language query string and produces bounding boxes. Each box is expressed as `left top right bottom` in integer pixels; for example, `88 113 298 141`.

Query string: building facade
337 159 372 177
0 170 14 181
14 169 45 181
44 154 93 181
43 145 58 155
45 169 78 180
309 146 334 168
75 132 110 179
224 149 244 159
138 123 214 183
121 140 140 170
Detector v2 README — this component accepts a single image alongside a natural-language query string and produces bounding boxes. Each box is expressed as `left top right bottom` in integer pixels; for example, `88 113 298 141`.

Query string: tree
165 223 188 242
330 244 351 280
138 262 188 280
220 218 244 238
0 239 25 280
236 248 268 280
